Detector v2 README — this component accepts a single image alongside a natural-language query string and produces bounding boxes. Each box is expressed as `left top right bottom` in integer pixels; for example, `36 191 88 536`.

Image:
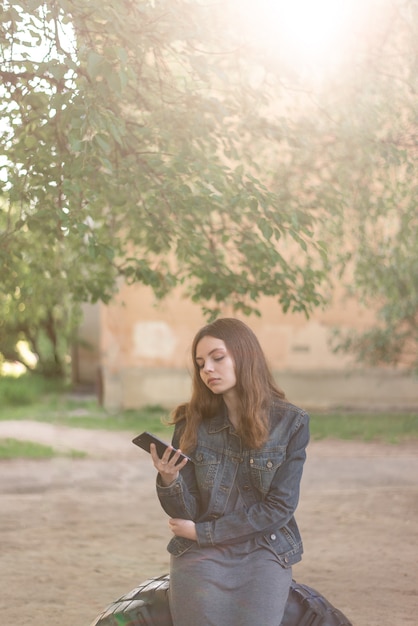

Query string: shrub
0 374 66 406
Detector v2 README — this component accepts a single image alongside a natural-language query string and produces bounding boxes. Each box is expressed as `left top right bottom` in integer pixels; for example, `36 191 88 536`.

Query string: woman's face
195 335 237 396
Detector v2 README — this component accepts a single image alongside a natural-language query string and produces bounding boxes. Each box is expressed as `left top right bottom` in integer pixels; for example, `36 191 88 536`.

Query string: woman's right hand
150 443 188 486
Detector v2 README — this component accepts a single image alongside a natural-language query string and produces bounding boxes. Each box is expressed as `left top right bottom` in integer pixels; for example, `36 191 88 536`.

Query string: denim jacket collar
206 410 230 434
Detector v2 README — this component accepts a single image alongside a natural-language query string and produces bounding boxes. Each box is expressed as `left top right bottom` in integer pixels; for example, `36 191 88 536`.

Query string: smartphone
132 431 191 464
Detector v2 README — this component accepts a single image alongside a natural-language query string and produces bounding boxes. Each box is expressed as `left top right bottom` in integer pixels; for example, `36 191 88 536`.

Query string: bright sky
233 0 381 78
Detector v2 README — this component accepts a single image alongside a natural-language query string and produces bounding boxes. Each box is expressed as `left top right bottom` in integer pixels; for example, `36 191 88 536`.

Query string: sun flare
274 1 348 59
235 0 375 76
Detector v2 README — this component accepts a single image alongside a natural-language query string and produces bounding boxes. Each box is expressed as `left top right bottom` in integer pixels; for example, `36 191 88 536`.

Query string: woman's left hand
169 518 197 540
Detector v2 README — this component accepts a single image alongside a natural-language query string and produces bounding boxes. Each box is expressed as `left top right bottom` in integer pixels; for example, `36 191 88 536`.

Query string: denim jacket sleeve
156 423 201 521
196 410 309 548
156 469 199 520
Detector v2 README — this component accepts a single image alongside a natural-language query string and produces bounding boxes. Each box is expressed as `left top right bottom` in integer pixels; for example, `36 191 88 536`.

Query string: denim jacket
156 399 309 567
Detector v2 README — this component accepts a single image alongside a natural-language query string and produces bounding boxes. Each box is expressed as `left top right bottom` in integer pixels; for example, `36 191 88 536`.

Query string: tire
90 575 172 626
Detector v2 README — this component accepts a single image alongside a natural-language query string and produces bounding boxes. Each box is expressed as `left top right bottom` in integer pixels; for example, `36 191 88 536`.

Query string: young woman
150 318 309 626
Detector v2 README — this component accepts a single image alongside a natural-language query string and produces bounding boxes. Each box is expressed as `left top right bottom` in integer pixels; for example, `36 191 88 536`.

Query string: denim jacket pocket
194 449 221 490
249 446 286 494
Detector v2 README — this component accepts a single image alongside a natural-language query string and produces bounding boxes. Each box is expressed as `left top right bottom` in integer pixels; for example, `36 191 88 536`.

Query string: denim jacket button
270 533 276 541
266 460 273 469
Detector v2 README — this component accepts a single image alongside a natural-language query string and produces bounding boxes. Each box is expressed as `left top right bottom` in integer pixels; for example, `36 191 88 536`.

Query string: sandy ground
1 420 417 626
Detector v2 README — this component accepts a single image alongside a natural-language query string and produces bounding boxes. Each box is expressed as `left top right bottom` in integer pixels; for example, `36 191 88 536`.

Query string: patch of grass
56 406 172 435
0 438 86 460
1 375 417 444
310 411 418 443
0 373 68 406
0 386 172 436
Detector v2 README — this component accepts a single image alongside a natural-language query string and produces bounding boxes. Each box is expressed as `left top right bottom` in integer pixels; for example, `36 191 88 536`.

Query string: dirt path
1 421 417 626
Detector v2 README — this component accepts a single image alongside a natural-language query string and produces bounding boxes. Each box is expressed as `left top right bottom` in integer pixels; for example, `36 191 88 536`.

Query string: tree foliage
0 0 329 375
320 0 418 370
0 0 417 375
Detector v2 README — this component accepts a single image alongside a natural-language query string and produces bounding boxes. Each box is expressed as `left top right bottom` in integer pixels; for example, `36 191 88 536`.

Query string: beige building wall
72 302 101 388
92 283 418 411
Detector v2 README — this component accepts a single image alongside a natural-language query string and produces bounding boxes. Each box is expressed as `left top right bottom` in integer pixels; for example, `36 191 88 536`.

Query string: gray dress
169 483 292 626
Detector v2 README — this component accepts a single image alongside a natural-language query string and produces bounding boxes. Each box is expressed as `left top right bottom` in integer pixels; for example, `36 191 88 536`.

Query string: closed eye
196 355 224 369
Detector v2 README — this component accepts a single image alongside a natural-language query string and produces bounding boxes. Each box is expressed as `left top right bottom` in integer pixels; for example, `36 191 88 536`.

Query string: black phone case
132 432 191 464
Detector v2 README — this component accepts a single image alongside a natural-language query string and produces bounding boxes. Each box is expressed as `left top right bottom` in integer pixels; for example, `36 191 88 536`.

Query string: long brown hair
172 318 285 451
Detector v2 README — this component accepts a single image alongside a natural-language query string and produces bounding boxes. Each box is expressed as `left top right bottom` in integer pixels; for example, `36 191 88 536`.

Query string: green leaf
86 51 105 80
